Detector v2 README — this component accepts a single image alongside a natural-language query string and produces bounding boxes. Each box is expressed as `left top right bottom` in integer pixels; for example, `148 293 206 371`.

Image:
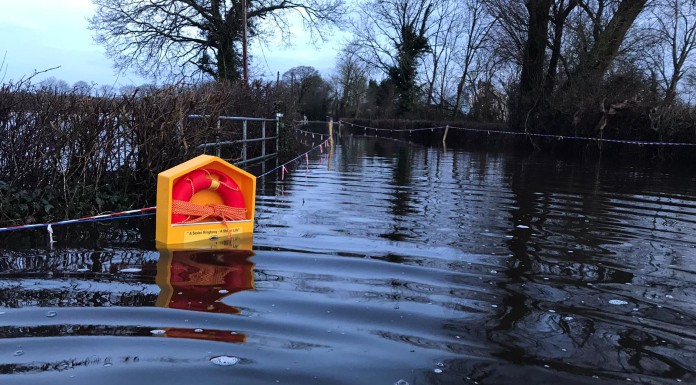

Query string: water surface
1 136 696 384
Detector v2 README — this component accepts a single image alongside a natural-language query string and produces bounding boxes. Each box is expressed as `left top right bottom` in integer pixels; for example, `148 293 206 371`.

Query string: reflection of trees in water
324 138 696 382
0 355 111 375
0 285 158 308
0 324 155 339
0 248 159 308
0 249 158 276
477 154 696 382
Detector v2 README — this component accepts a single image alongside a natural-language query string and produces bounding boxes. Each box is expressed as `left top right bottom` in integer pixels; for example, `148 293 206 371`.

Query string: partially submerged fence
187 114 282 166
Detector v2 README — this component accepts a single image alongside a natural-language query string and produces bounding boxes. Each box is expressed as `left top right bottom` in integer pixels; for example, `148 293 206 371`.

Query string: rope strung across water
257 137 330 178
0 208 157 233
340 121 696 147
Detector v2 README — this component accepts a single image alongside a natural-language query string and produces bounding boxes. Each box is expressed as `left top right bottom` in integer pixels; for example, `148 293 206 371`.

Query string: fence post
242 120 248 162
261 120 267 159
215 118 222 157
328 117 334 147
275 113 282 157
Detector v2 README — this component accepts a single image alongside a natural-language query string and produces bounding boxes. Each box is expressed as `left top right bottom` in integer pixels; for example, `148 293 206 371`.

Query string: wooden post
328 118 334 147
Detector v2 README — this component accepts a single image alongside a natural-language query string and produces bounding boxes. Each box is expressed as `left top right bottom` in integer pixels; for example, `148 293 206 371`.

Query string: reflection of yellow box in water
156 155 256 247
156 237 254 315
154 237 254 341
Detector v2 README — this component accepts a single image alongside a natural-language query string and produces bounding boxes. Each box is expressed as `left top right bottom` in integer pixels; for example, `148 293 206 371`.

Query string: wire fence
340 121 696 147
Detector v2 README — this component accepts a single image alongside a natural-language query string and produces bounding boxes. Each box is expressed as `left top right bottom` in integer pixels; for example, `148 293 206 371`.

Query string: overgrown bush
0 80 294 226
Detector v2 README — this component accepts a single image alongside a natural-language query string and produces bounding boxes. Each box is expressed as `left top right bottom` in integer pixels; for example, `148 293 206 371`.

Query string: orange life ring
171 169 246 224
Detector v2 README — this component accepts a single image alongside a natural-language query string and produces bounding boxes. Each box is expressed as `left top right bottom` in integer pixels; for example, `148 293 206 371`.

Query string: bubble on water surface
434 368 443 373
46 311 57 318
13 350 24 356
210 355 240 366
219 289 229 294
150 329 166 335
394 380 409 385
516 225 530 229
609 299 629 305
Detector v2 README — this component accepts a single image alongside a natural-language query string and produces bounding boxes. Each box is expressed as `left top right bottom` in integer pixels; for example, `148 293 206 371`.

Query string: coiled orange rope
171 200 247 224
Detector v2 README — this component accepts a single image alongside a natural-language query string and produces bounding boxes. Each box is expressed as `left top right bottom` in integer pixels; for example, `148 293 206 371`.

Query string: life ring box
156 155 256 246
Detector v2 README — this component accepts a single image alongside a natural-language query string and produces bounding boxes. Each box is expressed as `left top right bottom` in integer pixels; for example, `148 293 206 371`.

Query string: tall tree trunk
453 61 471 118
216 35 240 81
582 0 647 85
426 59 438 105
544 0 577 94
513 0 552 131
211 0 241 81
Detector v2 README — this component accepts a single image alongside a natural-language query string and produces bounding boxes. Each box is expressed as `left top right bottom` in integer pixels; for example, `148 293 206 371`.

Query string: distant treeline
0 80 294 226
81 0 696 146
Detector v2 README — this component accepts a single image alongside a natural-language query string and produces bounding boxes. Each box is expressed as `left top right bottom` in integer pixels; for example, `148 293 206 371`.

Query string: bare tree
39 77 71 92
348 0 436 114
89 0 346 82
419 0 456 107
488 0 650 130
481 0 528 66
331 49 370 118
282 66 329 119
514 0 552 131
73 81 93 95
451 0 496 117
571 0 649 88
649 0 696 106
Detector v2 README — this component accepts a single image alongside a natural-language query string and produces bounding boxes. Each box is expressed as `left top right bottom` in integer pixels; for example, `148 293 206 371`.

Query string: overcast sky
0 0 341 87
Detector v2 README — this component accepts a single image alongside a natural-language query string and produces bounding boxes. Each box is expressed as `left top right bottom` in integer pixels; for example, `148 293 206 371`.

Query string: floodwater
2 135 696 385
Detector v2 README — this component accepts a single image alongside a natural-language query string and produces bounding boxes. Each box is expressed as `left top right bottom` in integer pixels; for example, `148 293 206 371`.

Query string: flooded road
1 135 696 384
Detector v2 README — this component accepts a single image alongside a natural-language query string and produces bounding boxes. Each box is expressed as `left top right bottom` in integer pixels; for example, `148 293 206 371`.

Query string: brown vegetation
0 80 291 226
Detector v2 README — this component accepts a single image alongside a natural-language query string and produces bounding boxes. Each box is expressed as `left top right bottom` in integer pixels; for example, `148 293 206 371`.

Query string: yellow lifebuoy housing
156 155 256 247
